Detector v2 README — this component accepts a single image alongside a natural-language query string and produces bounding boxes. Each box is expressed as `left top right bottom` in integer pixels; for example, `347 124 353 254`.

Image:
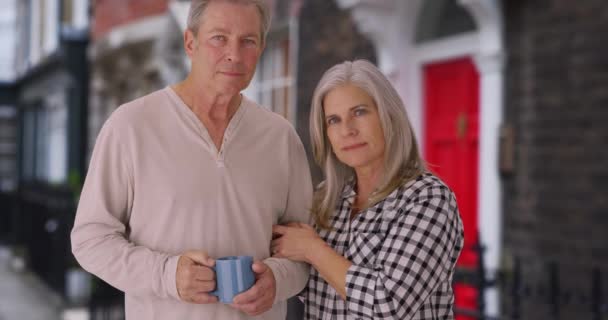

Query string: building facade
0 0 19 240
4 0 605 319
0 0 90 297
88 0 187 158
328 0 608 319
501 1 608 318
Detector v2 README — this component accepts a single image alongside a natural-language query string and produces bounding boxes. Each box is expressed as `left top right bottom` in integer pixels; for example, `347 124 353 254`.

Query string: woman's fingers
271 246 284 258
272 224 288 235
270 237 281 255
270 239 280 250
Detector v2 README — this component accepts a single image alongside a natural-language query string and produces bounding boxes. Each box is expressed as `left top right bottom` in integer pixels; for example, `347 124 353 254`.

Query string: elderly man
71 0 312 319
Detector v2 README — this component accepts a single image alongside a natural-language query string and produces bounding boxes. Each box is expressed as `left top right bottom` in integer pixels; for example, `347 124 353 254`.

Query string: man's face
185 1 263 95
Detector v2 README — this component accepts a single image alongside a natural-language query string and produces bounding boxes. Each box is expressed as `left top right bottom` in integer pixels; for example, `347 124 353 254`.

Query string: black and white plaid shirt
303 173 464 319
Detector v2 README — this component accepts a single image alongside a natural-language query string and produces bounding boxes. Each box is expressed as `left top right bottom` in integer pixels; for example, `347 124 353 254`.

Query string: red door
423 57 479 318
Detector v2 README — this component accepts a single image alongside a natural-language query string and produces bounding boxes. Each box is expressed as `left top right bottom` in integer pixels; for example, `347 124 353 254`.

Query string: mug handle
209 265 219 297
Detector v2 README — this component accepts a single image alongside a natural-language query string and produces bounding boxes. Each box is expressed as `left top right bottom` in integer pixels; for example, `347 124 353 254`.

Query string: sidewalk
0 246 63 320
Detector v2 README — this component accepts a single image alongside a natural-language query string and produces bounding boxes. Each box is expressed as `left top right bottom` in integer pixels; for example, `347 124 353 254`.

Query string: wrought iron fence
88 282 124 320
453 241 608 320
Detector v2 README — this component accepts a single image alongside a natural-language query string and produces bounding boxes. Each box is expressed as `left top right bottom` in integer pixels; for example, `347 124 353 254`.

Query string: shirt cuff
345 264 377 318
163 255 181 301
263 258 287 304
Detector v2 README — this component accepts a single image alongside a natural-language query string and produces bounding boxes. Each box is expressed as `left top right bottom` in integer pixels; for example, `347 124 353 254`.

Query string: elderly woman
271 60 464 319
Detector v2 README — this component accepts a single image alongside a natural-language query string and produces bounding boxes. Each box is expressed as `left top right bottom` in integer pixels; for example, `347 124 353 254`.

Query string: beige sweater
71 87 313 319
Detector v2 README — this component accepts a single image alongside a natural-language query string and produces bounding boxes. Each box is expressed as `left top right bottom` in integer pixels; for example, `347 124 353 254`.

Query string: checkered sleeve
345 184 463 319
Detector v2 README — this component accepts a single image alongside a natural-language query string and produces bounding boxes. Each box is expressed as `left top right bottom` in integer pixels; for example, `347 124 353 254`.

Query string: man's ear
184 29 197 58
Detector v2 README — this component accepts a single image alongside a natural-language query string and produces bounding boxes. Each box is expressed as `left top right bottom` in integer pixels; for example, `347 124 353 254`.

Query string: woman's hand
271 223 326 263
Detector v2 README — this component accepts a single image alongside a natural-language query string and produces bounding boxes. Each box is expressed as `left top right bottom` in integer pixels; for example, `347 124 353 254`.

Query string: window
243 16 298 125
250 37 293 118
62 0 73 26
0 105 17 192
21 96 68 184
43 0 59 55
35 107 49 181
15 0 31 74
22 108 37 181
0 0 17 82
29 0 41 65
62 0 89 32
46 101 67 184
415 0 477 43
25 0 61 64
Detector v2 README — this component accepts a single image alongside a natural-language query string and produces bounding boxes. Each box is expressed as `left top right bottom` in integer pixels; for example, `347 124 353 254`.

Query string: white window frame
29 0 41 65
0 0 17 82
243 17 299 126
73 0 89 30
43 0 59 55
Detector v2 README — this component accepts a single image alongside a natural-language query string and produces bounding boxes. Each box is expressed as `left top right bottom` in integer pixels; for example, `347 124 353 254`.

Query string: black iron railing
453 239 608 320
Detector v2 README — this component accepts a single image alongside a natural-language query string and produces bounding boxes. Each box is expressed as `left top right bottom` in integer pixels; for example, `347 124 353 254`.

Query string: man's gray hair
187 0 271 44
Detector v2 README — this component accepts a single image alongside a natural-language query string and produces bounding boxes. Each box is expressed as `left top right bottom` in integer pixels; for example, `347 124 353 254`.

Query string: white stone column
474 51 504 317
335 0 401 77
460 0 505 317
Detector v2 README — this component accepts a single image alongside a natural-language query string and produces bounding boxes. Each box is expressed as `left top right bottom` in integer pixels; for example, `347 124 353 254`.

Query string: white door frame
408 31 480 150
336 0 504 317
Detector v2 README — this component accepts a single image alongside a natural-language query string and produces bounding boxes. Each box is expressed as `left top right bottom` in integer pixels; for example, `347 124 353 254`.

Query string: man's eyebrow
208 27 228 33
205 28 259 39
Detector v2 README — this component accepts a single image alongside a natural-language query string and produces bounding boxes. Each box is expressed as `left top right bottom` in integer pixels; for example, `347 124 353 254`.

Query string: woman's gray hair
187 0 271 44
310 59 426 229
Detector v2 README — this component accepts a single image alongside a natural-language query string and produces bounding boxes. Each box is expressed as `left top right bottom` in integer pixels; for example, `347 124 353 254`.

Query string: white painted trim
256 77 294 91
336 0 400 75
243 17 299 126
169 1 189 33
288 16 299 126
43 0 59 55
459 0 503 57
29 0 41 66
89 14 169 59
73 0 90 30
474 62 503 317
407 32 479 156
0 0 17 82
412 32 479 64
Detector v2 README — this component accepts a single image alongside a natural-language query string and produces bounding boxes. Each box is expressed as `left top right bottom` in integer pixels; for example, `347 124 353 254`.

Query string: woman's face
323 84 386 172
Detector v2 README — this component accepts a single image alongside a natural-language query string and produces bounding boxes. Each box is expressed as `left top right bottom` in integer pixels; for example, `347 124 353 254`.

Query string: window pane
62 0 73 25
243 19 296 123
35 108 48 181
73 0 89 29
23 109 36 180
0 105 17 192
47 103 67 184
43 0 59 54
415 0 476 43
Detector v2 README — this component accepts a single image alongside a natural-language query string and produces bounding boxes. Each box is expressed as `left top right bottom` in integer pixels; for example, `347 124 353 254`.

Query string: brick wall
296 0 375 183
502 0 608 317
92 0 169 39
